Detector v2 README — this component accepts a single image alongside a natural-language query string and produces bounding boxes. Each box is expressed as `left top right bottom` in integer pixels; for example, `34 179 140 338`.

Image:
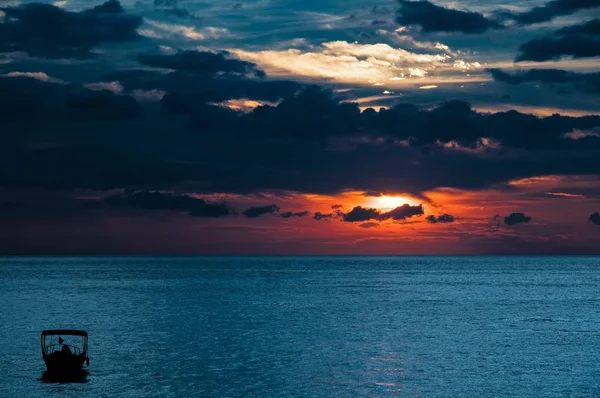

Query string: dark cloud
243 204 279 218
505 0 600 25
152 0 196 19
107 64 300 110
492 214 503 228
1 76 600 196
556 19 600 36
137 51 265 77
331 204 343 209
313 212 333 220
515 35 600 62
281 210 309 218
504 212 532 226
395 0 502 34
0 75 66 121
343 206 380 222
427 214 455 223
154 0 178 7
0 145 192 190
360 222 379 229
242 86 361 140
381 204 424 221
363 191 383 197
488 68 600 95
589 212 600 226
66 90 142 120
0 1 142 59
343 204 423 222
103 190 233 217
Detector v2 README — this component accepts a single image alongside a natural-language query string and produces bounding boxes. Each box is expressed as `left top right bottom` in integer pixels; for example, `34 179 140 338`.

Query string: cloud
4 71 64 84
2 76 600 196
84 81 124 93
0 145 192 191
556 19 600 36
342 204 423 222
331 204 343 209
281 210 309 218
243 204 279 218
107 61 301 108
515 35 600 62
488 68 600 95
395 0 502 34
563 129 600 139
137 50 265 77
313 212 334 220
104 190 233 217
381 204 424 220
360 222 379 228
66 90 142 120
230 40 452 83
0 1 142 59
139 20 231 41
427 214 455 223
503 212 532 226
504 0 600 25
343 206 380 222
152 0 197 20
376 28 454 54
590 212 600 225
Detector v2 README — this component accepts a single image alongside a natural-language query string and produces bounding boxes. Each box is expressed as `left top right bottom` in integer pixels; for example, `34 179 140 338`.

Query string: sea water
1 256 599 397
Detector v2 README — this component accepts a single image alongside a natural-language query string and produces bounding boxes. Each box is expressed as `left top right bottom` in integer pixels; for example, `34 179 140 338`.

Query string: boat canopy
42 330 88 337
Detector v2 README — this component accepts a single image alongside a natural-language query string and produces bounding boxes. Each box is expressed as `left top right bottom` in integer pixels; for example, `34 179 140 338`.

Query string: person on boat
61 344 72 356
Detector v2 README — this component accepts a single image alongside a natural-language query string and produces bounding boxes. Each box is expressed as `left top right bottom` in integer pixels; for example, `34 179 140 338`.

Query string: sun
368 195 419 210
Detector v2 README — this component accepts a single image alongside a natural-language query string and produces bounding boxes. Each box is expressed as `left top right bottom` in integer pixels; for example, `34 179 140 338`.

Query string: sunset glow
0 0 599 254
367 195 420 210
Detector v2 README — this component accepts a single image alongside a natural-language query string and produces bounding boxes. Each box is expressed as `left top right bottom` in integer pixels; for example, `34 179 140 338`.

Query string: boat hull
43 352 86 374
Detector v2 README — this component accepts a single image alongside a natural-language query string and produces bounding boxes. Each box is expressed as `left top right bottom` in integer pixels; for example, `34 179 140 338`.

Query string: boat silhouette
41 330 89 376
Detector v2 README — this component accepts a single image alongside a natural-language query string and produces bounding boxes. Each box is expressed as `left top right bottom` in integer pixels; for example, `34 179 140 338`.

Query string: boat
41 330 89 374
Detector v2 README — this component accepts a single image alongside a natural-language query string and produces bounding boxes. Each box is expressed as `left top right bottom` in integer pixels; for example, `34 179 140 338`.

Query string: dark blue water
1 257 600 397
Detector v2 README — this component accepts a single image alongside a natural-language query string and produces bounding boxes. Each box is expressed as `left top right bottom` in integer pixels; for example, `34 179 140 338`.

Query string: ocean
1 256 599 397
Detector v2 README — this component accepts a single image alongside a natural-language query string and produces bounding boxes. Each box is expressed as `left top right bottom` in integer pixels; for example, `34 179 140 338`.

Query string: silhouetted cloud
488 68 600 95
1 76 600 195
343 204 423 222
107 64 301 110
137 51 265 77
516 35 600 62
589 212 600 225
0 1 142 59
66 90 142 120
396 0 502 34
331 204 343 209
243 204 279 218
313 212 333 220
360 222 379 228
505 0 600 25
0 145 192 190
504 212 532 226
152 0 197 19
427 214 455 223
343 206 380 222
104 190 233 217
363 191 383 197
281 210 309 218
381 204 424 220
556 19 600 36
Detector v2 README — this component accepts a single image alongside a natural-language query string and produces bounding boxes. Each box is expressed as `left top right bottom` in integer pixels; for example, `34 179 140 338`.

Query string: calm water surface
1 256 600 397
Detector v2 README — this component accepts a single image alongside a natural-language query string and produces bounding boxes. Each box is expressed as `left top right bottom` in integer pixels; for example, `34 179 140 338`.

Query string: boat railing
43 344 83 356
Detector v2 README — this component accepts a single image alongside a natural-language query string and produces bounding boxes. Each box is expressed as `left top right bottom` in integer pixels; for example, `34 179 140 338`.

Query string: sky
0 0 599 255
